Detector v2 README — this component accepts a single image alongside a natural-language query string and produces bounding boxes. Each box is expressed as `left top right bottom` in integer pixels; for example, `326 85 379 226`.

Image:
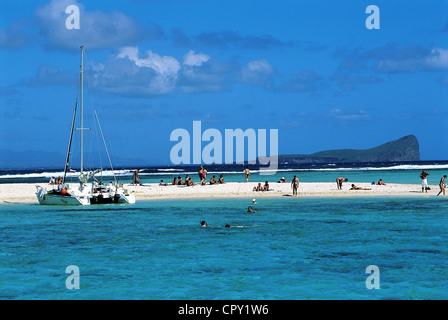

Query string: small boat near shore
36 45 135 206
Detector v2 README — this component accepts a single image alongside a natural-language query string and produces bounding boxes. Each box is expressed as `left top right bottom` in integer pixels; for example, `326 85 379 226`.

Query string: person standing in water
437 175 447 196
291 175 299 196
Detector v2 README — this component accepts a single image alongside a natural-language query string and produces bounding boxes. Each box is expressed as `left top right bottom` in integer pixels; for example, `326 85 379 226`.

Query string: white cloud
240 59 275 87
118 47 181 75
88 46 276 96
424 47 448 71
329 108 370 121
182 50 210 67
34 0 156 51
374 46 448 73
95 47 180 96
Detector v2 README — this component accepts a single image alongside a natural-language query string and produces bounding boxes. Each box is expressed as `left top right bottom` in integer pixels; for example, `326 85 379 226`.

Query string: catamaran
36 45 135 205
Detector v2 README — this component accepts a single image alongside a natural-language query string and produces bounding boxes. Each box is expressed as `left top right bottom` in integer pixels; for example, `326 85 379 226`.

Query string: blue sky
0 0 447 166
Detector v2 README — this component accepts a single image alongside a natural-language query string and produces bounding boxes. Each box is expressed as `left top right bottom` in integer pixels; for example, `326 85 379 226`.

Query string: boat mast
62 93 78 184
62 46 82 184
80 45 84 173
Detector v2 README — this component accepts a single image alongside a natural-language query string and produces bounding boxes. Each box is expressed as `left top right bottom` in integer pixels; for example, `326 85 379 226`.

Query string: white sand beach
0 181 440 204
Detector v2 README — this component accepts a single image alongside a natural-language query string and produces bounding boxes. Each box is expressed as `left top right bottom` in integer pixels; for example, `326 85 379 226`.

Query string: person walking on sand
291 175 299 196
132 169 141 185
437 175 447 196
336 177 348 190
420 170 429 193
244 166 250 182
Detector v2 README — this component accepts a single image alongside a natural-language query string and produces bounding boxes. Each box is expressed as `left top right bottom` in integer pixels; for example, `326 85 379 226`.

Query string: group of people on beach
420 170 447 196
49 176 63 186
197 165 224 185
253 181 270 192
130 166 447 197
335 170 447 196
336 177 385 190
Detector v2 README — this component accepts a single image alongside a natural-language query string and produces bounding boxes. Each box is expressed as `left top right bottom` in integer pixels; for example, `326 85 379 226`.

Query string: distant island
274 135 420 164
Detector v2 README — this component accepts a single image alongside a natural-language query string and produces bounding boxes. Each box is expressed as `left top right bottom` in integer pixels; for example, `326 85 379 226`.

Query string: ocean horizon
1 160 448 185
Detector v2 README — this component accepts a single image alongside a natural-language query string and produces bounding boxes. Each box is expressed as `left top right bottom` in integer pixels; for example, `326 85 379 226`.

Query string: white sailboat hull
36 184 135 206
36 187 90 206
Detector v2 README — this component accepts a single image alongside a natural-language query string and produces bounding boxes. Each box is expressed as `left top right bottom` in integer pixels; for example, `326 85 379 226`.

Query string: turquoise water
1 196 447 300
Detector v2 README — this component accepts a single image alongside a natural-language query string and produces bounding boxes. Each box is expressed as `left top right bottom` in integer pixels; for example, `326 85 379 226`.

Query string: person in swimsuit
132 169 140 185
263 181 270 191
291 175 299 196
350 184 371 190
336 177 348 190
244 166 250 182
198 165 203 182
437 175 447 196
202 168 207 184
209 176 218 185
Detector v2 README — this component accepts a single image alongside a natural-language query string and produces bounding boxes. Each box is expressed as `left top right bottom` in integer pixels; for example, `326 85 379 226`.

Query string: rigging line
84 49 105 177
84 49 106 177
84 49 118 172
94 110 117 184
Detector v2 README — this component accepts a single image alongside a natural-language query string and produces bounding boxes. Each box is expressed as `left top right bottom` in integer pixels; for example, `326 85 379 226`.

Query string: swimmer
248 206 255 213
200 221 207 228
252 198 257 204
